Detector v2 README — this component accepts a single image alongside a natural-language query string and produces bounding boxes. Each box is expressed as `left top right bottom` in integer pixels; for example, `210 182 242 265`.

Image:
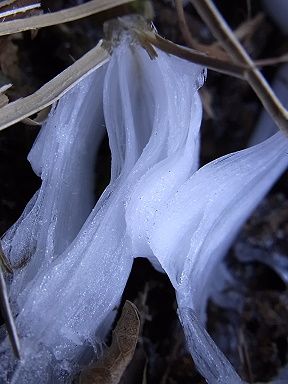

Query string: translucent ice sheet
126 127 288 383
1 65 107 314
1 28 288 384
0 38 204 383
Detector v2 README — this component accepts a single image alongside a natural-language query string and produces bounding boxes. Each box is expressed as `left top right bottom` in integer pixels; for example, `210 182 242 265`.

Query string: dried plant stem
175 0 195 48
0 0 134 37
175 1 263 61
234 13 264 41
0 3 40 19
0 83 12 93
0 1 18 9
141 31 245 79
0 245 13 274
0 40 109 132
0 265 21 359
190 0 288 135
174 0 229 61
255 54 288 67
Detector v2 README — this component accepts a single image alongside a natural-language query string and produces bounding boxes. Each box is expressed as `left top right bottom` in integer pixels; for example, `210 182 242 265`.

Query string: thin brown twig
0 265 21 359
174 0 226 60
0 3 40 19
0 244 13 273
190 0 288 135
0 83 12 93
0 0 134 37
0 0 18 9
175 0 261 67
238 328 254 383
234 13 264 41
140 31 246 79
246 0 252 20
255 53 288 67
175 0 195 48
174 0 222 58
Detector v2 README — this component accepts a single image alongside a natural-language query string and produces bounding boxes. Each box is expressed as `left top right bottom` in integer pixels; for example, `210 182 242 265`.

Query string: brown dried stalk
0 244 13 273
190 0 288 135
0 26 246 134
175 0 195 49
0 40 109 132
0 2 40 19
0 83 12 93
0 264 21 359
0 0 134 37
255 54 288 67
140 31 246 79
0 0 18 9
175 0 263 59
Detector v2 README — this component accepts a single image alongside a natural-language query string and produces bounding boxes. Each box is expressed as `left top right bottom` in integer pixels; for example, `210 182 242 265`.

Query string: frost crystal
1 33 288 384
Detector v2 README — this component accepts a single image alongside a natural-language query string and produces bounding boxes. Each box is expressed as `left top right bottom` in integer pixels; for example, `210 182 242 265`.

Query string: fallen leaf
80 301 140 384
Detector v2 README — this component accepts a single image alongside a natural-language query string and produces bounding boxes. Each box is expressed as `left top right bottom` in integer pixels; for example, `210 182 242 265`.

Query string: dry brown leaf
80 301 140 384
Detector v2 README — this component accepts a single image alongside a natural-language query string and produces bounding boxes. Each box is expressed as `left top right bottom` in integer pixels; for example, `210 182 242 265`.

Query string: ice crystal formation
1 24 288 384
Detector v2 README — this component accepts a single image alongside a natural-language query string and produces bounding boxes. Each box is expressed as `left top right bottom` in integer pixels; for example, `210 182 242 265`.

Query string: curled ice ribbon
1 32 288 384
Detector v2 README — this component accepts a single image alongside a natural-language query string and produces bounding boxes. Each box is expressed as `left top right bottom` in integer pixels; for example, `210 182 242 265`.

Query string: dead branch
175 0 195 48
0 40 109 132
190 0 288 135
140 31 246 79
0 0 134 37
0 264 21 359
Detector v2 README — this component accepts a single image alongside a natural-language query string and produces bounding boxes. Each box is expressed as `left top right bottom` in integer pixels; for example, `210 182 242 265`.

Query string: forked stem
190 0 288 135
